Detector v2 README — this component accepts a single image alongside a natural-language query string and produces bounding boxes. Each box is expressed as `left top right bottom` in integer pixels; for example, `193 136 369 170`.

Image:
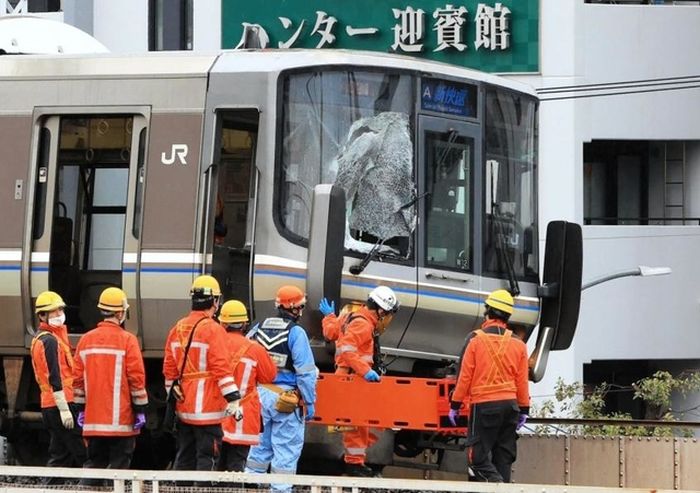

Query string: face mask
119 312 127 326
48 313 66 328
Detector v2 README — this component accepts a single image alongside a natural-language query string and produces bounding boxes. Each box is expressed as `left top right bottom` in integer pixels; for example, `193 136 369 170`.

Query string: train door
25 113 148 340
405 116 482 362
208 109 259 309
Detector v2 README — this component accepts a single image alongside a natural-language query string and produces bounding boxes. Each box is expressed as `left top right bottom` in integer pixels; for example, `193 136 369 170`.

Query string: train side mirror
529 221 583 382
304 184 346 338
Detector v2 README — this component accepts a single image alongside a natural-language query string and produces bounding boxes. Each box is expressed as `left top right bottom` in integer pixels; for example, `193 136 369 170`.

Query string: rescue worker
448 289 530 483
30 291 86 470
218 300 277 472
245 285 317 492
72 287 148 482
163 275 242 471
319 285 400 477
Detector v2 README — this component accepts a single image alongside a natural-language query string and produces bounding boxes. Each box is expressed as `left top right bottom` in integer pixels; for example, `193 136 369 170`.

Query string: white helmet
368 286 399 313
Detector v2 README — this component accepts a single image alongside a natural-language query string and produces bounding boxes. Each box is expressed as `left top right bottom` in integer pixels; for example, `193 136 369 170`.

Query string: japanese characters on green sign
221 1 538 73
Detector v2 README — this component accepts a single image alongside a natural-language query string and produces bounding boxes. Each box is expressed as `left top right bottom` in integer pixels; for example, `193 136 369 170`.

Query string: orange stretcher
310 373 467 435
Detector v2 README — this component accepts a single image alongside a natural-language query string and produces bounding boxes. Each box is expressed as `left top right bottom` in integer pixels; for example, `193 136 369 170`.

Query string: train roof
0 49 537 98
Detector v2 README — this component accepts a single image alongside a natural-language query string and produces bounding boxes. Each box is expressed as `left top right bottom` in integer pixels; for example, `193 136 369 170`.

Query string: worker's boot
345 463 375 477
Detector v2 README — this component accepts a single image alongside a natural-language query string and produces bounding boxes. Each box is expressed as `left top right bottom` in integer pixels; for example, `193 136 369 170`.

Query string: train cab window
424 131 473 271
482 87 538 282
279 70 416 260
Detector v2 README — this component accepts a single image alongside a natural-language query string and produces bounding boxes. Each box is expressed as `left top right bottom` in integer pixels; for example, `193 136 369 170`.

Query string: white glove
53 390 75 429
224 399 243 421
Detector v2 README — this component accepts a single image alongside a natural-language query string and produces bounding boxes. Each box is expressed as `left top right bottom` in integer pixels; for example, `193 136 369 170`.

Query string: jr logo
161 144 189 165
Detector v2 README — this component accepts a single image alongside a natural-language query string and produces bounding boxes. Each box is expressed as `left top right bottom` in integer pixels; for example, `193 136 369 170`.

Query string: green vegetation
531 371 700 437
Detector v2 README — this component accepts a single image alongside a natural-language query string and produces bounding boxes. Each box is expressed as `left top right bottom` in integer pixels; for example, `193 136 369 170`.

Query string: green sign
221 0 538 73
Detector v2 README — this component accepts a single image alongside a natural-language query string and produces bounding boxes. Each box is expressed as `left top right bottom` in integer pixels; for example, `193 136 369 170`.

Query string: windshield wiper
349 238 385 275
493 205 521 296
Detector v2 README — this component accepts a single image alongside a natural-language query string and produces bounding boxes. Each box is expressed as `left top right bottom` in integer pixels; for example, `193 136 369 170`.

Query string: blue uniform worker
245 285 317 492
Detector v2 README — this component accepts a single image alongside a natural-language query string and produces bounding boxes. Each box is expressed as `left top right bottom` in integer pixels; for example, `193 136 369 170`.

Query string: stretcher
310 372 468 435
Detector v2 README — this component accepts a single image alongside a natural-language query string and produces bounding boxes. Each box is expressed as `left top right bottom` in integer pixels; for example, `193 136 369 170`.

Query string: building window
584 140 699 225
148 0 193 51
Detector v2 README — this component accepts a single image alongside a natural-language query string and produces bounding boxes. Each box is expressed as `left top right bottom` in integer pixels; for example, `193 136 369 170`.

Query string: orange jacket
331 306 379 376
73 320 148 437
452 319 530 411
30 322 75 408
163 311 238 426
221 331 277 445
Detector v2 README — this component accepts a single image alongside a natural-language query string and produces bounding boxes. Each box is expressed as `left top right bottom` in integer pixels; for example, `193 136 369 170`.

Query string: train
0 48 581 467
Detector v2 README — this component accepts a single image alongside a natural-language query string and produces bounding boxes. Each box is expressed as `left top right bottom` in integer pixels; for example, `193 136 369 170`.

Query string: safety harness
470 327 517 395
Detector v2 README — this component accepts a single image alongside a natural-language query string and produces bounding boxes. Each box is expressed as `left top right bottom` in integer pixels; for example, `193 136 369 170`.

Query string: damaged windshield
278 70 415 257
483 86 538 282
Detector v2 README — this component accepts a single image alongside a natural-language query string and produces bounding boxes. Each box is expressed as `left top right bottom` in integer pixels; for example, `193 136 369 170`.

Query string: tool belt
262 384 300 413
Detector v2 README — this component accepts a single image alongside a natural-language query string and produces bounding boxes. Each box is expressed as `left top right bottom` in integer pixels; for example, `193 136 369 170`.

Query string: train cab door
24 112 149 344
206 109 259 311
408 116 482 358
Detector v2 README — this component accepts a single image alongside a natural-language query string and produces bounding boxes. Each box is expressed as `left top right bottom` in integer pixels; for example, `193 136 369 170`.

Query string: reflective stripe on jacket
333 306 378 377
452 319 530 409
73 320 148 437
30 323 74 408
222 332 277 445
163 312 236 425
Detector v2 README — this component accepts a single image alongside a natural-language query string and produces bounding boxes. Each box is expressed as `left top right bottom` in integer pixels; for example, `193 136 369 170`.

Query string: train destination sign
421 79 477 117
221 0 539 73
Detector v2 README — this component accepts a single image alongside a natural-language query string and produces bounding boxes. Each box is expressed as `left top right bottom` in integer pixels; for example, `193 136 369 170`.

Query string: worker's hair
192 297 215 311
366 298 380 311
225 322 247 332
485 305 511 322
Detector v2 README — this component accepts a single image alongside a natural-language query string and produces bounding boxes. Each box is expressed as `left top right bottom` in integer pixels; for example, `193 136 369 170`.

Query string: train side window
424 131 473 271
132 128 147 238
32 127 51 240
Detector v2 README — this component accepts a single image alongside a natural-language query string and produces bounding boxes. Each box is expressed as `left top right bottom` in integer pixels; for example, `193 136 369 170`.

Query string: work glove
319 298 335 317
516 413 528 431
134 413 146 430
77 411 85 428
53 390 74 429
224 399 243 421
363 369 381 382
448 408 460 427
305 403 315 422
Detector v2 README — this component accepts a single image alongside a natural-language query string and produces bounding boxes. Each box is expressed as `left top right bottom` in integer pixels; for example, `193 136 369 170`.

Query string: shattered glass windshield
279 70 415 257
483 86 538 282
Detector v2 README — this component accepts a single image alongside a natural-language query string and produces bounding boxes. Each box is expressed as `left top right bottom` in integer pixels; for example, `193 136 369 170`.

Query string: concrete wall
92 0 148 53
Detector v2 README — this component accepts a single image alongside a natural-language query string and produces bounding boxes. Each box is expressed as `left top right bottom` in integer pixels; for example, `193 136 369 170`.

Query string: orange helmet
275 285 306 309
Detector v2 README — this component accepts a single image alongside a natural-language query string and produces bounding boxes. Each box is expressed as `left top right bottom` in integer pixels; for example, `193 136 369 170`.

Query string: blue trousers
245 386 305 492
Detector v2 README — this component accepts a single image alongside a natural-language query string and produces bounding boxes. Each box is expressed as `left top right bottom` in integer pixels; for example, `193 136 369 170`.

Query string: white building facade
5 0 700 418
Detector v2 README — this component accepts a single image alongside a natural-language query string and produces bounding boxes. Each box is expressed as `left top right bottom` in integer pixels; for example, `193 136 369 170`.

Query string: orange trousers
343 426 379 465
336 366 379 465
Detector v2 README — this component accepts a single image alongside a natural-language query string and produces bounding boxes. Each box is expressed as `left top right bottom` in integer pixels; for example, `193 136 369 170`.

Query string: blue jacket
250 317 317 405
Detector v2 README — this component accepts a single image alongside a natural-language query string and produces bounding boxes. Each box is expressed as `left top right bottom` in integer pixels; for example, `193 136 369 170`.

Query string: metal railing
0 465 693 493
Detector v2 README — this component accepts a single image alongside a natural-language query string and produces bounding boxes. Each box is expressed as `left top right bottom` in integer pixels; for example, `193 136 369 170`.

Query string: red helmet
275 285 306 309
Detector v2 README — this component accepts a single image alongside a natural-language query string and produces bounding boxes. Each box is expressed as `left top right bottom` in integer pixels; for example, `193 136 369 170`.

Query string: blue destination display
421 79 477 117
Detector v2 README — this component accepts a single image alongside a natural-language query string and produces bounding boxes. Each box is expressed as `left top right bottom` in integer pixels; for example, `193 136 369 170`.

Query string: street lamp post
581 265 672 291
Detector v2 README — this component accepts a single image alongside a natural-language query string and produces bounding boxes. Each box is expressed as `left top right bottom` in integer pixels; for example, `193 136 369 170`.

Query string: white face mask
48 313 66 328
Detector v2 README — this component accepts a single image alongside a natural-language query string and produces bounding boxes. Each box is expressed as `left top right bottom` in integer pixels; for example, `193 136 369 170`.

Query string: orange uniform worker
319 286 399 477
30 291 86 470
218 300 277 472
73 288 148 482
449 289 530 483
163 275 242 471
